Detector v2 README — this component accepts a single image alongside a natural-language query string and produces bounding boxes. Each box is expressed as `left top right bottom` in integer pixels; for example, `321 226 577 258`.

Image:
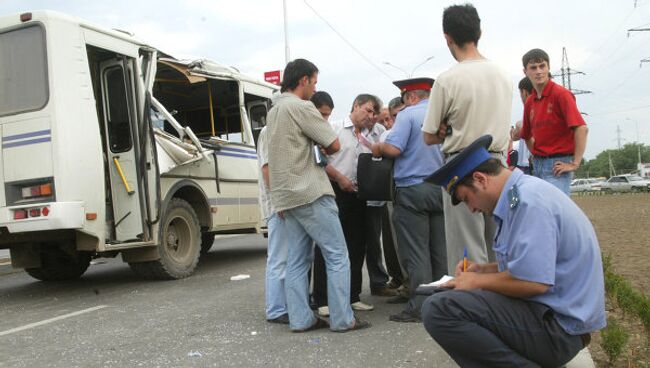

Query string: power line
590 103 650 116
302 0 393 81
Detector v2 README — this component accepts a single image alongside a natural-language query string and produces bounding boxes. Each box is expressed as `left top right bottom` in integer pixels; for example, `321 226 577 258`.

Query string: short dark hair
388 97 403 110
311 91 334 109
350 94 381 114
518 77 533 93
443 4 481 46
522 48 549 68
455 158 504 189
281 58 318 92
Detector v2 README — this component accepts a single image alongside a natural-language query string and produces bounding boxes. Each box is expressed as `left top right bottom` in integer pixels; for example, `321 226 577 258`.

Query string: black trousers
364 205 389 290
332 183 367 303
381 203 404 284
422 289 584 367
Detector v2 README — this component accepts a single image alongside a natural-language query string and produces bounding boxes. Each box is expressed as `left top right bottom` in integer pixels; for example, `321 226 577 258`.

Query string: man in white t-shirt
511 77 533 174
421 3 512 273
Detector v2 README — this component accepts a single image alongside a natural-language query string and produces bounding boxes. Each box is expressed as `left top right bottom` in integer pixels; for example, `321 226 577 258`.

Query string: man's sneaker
389 310 421 323
351 301 374 311
317 306 330 317
266 313 290 324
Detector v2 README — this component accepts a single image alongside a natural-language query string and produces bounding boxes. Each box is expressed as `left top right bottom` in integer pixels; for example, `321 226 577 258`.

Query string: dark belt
580 333 591 348
534 153 573 159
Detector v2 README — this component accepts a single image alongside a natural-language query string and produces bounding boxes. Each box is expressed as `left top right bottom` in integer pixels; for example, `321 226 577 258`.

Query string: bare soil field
573 193 649 367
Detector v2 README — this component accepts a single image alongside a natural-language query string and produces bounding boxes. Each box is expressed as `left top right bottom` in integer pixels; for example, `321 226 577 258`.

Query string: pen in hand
463 247 468 272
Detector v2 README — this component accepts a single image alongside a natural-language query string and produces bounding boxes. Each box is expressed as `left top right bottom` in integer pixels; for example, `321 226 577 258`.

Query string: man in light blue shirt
375 77 446 323
424 135 606 367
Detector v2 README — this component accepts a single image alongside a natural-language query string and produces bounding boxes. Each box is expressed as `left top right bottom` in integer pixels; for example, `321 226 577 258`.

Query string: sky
2 0 650 159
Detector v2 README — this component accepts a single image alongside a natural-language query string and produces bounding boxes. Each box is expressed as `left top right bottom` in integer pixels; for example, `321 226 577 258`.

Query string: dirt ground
572 193 649 367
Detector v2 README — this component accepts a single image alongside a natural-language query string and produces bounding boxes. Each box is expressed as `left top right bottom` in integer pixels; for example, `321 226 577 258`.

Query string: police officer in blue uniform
375 77 447 322
422 135 606 367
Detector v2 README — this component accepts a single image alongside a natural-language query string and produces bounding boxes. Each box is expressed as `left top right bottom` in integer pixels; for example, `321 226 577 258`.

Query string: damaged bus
0 11 278 280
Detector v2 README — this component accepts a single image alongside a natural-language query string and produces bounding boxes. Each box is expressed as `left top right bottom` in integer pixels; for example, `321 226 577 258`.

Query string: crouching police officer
422 135 606 367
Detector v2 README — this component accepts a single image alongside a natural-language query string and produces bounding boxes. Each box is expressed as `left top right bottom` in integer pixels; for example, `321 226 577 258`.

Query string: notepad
419 275 454 288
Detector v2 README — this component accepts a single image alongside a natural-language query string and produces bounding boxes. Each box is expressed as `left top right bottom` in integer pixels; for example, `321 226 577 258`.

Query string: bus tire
129 198 200 280
25 247 91 281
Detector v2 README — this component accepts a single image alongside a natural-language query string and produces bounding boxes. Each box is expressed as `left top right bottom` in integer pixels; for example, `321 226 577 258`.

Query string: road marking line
0 305 108 337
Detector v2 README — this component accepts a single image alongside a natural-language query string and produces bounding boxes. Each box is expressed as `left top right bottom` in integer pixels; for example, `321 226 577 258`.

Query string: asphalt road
0 235 455 368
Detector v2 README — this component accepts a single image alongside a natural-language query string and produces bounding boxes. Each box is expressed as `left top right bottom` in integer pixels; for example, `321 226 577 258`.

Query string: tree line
576 143 650 178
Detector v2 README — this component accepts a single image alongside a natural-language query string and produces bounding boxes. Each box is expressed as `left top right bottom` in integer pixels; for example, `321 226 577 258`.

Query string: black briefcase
356 153 394 201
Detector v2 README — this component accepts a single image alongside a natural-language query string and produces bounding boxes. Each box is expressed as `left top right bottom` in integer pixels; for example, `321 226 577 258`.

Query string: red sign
264 70 281 85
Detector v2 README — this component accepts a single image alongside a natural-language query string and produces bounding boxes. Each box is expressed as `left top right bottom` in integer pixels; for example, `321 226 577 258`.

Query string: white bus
0 11 277 280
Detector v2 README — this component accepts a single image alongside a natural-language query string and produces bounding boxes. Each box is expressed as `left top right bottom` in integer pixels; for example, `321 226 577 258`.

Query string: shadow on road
0 237 267 298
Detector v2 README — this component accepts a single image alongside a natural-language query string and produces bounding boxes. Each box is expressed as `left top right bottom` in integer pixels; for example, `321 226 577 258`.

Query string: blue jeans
283 195 355 331
532 155 574 196
265 212 288 319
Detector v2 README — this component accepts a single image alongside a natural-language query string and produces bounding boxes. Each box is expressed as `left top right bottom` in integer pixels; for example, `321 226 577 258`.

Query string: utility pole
553 47 592 95
608 152 616 177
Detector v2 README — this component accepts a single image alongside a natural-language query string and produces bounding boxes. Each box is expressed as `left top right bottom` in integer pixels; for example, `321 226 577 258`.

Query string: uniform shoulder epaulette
508 184 520 209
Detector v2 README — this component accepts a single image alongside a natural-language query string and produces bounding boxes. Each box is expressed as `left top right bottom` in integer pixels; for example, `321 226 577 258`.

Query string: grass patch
603 254 650 332
601 319 629 365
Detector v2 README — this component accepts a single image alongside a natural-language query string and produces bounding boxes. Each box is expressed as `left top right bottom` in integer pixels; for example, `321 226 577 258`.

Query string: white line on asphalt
0 305 108 337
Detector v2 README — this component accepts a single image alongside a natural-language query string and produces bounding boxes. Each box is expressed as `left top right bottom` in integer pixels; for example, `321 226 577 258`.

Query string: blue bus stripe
3 137 51 149
2 129 51 142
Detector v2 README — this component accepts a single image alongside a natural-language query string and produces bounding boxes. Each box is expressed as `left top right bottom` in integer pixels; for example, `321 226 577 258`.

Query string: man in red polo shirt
520 48 588 195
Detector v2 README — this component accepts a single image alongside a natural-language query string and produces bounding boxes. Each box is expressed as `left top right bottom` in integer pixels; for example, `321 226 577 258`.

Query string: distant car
570 178 602 193
601 175 650 193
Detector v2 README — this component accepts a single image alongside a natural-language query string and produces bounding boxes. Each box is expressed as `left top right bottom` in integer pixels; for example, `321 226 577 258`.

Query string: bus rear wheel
25 246 91 281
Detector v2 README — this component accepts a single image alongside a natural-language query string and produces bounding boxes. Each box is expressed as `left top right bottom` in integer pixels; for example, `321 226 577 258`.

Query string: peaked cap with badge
426 135 494 205
392 77 435 102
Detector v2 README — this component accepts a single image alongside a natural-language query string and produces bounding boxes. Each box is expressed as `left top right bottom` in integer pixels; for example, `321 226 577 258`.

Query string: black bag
356 153 394 201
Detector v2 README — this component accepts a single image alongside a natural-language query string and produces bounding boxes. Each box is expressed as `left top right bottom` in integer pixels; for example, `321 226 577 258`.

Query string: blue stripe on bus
219 146 257 155
215 151 258 160
2 129 51 142
2 136 52 149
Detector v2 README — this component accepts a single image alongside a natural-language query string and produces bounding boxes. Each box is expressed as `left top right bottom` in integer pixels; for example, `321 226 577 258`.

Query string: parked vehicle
0 11 278 281
570 178 602 193
600 175 650 193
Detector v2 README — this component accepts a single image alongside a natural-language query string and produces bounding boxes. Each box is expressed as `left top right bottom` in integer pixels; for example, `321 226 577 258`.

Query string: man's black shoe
267 313 290 324
389 311 421 323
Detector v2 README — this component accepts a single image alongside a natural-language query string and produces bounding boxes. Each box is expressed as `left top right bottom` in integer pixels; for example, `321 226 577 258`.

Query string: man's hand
553 160 579 176
371 143 382 158
444 271 482 290
336 175 357 192
423 122 449 145
453 259 482 276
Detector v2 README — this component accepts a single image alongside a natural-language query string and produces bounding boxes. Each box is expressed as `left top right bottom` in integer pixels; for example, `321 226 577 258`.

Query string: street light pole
283 0 290 64
382 61 408 77
383 56 435 77
410 56 435 76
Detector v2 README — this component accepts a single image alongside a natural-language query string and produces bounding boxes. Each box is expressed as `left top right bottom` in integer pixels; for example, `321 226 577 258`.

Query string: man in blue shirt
374 78 446 322
423 135 606 367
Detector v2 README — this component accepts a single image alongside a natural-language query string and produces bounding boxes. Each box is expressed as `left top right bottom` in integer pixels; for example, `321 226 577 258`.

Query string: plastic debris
251 331 257 336
310 337 321 344
230 274 250 281
187 351 202 358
